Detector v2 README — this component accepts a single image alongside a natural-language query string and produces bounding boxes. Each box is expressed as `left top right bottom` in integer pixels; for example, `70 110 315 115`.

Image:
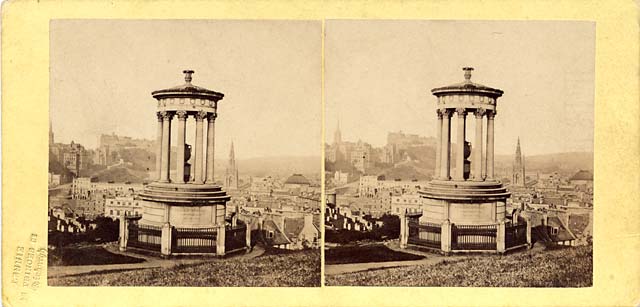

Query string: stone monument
400 68 529 254
121 70 248 257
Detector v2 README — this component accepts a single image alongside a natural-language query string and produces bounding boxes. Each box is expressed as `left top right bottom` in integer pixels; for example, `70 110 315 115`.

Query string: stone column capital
160 111 174 121
195 111 208 121
436 109 444 119
176 110 188 120
156 112 164 121
474 108 486 118
487 110 496 119
455 107 467 117
208 113 218 121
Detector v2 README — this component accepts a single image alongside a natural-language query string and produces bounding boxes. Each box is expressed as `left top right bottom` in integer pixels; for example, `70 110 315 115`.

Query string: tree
92 217 120 242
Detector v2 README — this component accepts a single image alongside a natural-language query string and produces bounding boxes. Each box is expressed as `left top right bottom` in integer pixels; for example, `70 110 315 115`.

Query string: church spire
49 119 54 145
334 119 342 145
229 141 235 161
225 141 238 190
513 137 525 186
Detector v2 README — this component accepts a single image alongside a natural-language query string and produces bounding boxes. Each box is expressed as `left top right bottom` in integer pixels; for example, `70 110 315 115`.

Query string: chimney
327 191 337 205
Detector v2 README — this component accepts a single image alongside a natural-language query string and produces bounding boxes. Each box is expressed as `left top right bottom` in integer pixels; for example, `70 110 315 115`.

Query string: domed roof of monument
284 173 311 185
431 67 504 98
569 169 593 181
152 70 224 100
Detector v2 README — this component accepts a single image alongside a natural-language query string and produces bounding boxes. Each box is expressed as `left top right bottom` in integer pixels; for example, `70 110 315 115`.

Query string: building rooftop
151 70 224 100
284 173 311 185
263 220 292 245
431 67 504 98
569 170 593 181
547 216 578 242
283 217 305 239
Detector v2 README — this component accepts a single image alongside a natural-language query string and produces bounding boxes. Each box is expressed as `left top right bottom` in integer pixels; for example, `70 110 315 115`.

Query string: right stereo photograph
323 20 595 287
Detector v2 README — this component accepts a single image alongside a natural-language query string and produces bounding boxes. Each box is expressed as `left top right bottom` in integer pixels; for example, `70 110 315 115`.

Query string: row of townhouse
71 177 144 200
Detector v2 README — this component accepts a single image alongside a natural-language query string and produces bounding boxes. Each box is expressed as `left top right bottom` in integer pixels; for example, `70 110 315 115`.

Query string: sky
325 20 595 156
50 20 321 159
51 20 595 159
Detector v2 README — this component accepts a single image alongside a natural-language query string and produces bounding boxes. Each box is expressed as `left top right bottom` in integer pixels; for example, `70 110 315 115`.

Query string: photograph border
2 1 639 306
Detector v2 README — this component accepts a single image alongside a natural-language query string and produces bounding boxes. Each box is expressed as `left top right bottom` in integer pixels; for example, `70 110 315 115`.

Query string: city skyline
326 20 595 156
50 20 321 159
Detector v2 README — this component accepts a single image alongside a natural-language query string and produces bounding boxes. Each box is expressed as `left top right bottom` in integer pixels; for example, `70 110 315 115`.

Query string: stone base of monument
119 182 249 257
399 180 530 254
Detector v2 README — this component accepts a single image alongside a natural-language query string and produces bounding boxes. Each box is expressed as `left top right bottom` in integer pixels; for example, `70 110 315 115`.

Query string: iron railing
128 223 162 251
451 224 497 250
171 226 217 254
408 221 441 248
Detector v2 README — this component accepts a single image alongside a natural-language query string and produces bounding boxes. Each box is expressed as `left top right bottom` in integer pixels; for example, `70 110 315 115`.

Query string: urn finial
183 70 194 83
463 67 474 81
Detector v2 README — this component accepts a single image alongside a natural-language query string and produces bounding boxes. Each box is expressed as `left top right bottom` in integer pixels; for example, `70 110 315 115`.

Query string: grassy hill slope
49 249 320 287
327 245 592 287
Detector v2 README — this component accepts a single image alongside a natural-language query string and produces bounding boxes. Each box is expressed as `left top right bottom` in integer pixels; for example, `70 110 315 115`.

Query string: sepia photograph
324 20 595 287
4 1 640 307
47 20 322 287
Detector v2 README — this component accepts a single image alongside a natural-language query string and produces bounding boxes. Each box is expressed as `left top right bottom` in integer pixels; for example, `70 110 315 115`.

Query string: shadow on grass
49 245 145 266
326 244 424 265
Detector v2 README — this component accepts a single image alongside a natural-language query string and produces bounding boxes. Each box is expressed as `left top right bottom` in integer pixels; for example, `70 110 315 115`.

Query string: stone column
441 219 451 253
454 108 466 181
161 222 172 257
155 112 163 181
245 222 252 250
399 212 407 248
473 109 485 181
435 109 443 179
404 215 410 247
525 217 532 248
206 113 217 183
216 223 226 256
440 109 451 180
175 111 188 183
497 220 506 253
486 111 496 180
119 217 128 251
160 111 173 183
194 111 206 184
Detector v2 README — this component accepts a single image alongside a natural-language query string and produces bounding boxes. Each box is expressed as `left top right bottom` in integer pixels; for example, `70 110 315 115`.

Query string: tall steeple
225 141 239 190
334 119 342 145
513 137 526 186
49 120 54 145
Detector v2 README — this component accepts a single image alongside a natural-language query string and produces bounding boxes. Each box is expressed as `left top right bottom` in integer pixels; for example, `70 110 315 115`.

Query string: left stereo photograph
47 20 322 287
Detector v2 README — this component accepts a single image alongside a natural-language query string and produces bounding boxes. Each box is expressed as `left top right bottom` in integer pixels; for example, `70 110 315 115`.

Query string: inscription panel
170 206 215 227
449 202 494 224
